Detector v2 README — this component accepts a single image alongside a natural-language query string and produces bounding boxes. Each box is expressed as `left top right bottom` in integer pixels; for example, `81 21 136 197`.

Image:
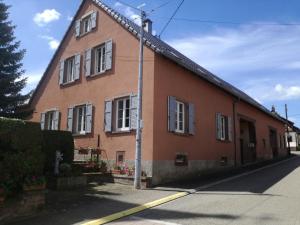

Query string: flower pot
111 169 121 175
23 183 46 192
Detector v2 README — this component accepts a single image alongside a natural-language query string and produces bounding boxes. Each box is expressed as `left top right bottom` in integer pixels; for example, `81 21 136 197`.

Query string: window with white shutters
94 44 106 74
216 113 232 142
75 11 97 37
104 94 137 133
41 110 60 130
59 54 81 85
85 40 113 77
168 96 195 135
69 104 93 135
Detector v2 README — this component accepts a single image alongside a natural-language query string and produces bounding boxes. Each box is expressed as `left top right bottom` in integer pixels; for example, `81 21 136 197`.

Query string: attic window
82 15 92 34
75 11 97 37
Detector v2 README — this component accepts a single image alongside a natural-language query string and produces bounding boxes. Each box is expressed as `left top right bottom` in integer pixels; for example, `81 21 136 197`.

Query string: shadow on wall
155 154 300 194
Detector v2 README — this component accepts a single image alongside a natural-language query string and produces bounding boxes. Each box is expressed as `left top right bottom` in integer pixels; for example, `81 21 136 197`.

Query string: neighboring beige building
26 0 287 185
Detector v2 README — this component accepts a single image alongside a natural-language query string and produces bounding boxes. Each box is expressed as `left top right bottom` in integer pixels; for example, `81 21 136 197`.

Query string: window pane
77 108 82 132
83 106 86 131
118 119 122 128
118 100 123 111
101 47 106 71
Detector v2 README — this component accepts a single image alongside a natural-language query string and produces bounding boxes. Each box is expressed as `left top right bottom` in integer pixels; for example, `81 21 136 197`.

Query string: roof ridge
27 0 284 123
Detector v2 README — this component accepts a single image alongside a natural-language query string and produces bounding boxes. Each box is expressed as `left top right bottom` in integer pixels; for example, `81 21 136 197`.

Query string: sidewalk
6 183 178 225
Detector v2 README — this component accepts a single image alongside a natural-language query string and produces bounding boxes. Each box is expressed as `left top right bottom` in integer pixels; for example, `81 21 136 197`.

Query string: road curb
82 192 189 225
82 155 298 225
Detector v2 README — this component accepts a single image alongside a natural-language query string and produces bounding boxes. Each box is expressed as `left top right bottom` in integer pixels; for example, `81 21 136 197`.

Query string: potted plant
111 163 121 174
127 166 135 176
23 175 46 192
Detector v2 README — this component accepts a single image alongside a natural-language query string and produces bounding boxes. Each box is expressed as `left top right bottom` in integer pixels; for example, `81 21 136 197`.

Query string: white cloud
166 23 300 103
114 2 141 25
167 24 300 75
39 35 60 50
274 84 300 100
21 70 44 94
67 15 73 21
34 9 61 27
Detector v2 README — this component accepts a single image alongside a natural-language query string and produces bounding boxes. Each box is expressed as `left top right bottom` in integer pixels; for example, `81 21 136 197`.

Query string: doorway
240 119 257 164
269 128 278 158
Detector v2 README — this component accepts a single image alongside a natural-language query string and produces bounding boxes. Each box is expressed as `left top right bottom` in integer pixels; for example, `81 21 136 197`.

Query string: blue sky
5 0 300 126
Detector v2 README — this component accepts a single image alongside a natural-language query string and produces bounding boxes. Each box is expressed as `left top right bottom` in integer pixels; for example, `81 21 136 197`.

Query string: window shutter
228 116 233 142
67 107 73 132
168 96 176 132
75 19 81 37
216 113 222 140
105 39 113 70
59 60 64 85
86 103 93 133
85 49 92 77
40 113 45 130
74 54 81 80
54 110 60 130
188 103 195 135
130 94 138 130
104 100 112 132
91 11 97 29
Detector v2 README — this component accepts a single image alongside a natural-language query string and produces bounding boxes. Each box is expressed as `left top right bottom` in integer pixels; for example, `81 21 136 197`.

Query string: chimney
271 105 276 113
144 19 152 34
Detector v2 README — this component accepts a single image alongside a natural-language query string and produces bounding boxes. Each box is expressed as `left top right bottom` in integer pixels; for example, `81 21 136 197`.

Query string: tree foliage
0 1 30 118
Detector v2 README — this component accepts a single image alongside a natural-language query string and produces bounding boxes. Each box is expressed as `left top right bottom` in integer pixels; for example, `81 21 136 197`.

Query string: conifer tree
0 1 30 118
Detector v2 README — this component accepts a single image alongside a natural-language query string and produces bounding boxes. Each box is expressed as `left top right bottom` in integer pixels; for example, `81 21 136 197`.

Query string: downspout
233 97 240 167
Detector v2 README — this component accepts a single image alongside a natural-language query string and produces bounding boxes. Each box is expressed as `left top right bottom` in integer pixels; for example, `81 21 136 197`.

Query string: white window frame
65 56 75 83
74 105 86 134
115 97 130 132
175 101 185 133
94 44 106 74
82 15 92 34
220 115 226 141
45 111 55 130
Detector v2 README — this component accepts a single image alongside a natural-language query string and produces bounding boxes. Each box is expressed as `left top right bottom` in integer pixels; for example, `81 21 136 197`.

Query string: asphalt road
112 153 300 225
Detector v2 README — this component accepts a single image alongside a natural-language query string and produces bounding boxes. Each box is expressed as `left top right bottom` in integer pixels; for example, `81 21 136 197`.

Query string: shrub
0 118 44 194
59 163 72 177
297 146 300 151
42 130 74 174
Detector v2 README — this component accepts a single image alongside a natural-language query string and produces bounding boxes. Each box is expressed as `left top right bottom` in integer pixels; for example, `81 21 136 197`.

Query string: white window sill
175 129 185 134
73 132 87 137
89 71 106 77
77 28 95 38
60 80 76 86
111 129 133 134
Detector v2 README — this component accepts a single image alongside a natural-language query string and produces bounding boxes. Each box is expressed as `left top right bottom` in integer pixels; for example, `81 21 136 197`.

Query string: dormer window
75 11 97 37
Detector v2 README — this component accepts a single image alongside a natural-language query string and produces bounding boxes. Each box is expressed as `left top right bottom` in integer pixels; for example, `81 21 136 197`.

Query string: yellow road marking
83 191 189 225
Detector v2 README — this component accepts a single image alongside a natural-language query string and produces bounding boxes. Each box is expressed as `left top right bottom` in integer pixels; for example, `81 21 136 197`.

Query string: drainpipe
233 97 240 167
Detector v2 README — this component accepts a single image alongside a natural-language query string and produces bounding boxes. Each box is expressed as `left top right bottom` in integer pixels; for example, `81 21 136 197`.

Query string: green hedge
0 118 75 194
42 130 74 173
0 118 44 193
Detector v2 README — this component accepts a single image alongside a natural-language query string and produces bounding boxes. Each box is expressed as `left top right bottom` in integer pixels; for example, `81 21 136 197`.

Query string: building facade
27 0 287 185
